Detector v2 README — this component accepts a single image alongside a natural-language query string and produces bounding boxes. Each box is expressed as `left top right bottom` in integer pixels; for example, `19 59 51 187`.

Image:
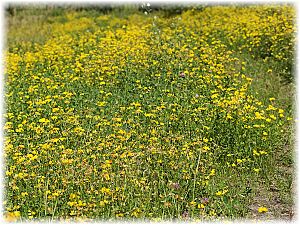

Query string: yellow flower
216 191 223 196
253 168 260 173
236 159 243 164
190 201 196 206
21 192 28 197
97 101 106 107
258 207 268 213
198 204 205 209
67 201 76 207
203 146 210 152
103 173 110 181
116 212 124 217
216 189 228 196
99 201 106 207
69 193 76 199
39 118 50 123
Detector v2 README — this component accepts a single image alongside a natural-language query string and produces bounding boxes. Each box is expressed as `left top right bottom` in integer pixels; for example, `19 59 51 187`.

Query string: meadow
3 4 295 222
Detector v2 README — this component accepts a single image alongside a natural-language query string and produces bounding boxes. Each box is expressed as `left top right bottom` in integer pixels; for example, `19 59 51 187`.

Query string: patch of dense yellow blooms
4 5 294 221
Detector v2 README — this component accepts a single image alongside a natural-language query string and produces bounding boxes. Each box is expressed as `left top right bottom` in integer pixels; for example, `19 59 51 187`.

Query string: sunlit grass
4 4 295 222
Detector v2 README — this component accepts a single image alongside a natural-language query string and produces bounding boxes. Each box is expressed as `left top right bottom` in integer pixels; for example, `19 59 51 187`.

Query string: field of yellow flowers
4 5 295 222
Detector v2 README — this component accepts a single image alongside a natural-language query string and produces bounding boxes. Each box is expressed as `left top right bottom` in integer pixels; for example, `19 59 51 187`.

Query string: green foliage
4 4 294 222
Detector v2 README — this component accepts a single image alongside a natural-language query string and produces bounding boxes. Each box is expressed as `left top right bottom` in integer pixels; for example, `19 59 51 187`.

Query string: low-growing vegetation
3 4 295 222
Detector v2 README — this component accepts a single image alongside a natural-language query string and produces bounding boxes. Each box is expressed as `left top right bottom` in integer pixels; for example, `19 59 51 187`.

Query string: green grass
3 5 295 222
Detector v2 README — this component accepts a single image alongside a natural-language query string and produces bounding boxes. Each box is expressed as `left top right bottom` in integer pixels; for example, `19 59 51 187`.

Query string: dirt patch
248 165 295 221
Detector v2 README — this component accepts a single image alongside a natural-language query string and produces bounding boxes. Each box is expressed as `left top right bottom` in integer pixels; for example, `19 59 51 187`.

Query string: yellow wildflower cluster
4 5 294 220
